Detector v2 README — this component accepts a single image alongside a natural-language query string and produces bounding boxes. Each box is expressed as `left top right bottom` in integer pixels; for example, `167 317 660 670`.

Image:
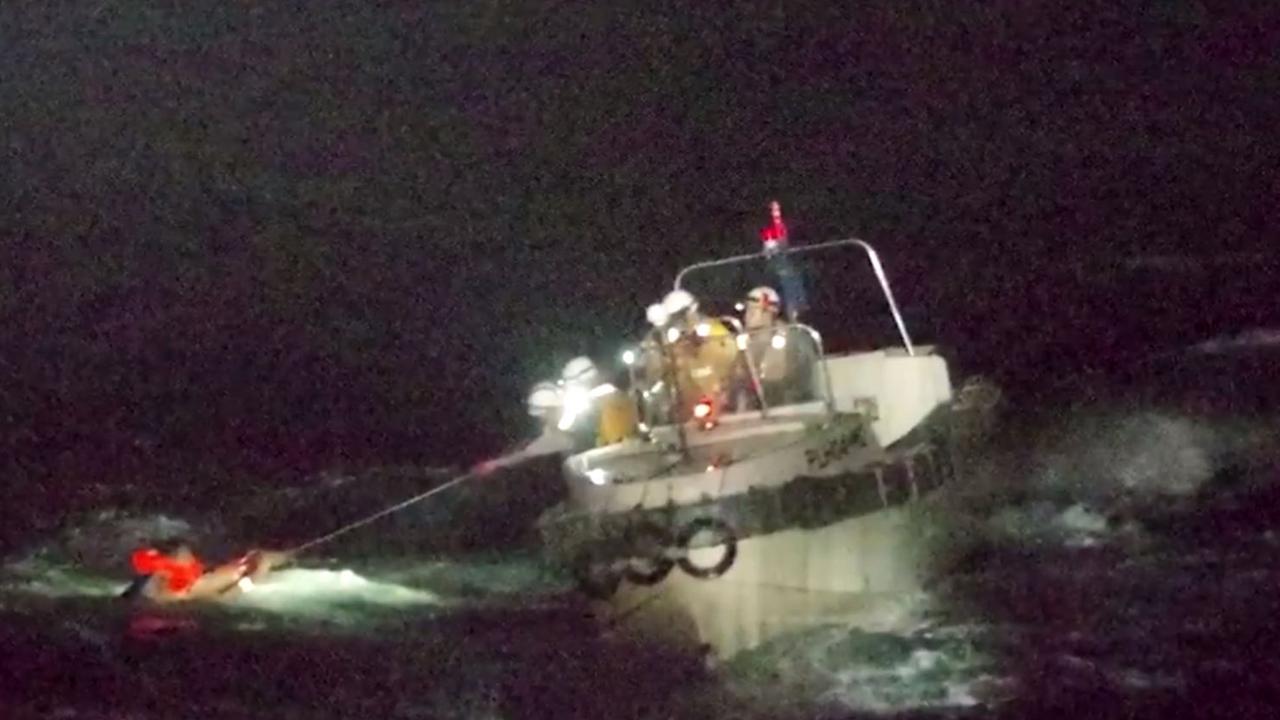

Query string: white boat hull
593 498 937 658
535 240 1003 658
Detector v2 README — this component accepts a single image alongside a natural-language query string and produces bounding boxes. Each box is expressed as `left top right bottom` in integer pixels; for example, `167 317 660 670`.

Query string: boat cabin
564 239 954 502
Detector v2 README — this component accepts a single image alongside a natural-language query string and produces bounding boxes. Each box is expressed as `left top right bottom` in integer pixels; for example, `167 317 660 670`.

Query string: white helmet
527 381 563 418
746 286 781 310
662 289 697 316
645 303 670 327
560 356 599 386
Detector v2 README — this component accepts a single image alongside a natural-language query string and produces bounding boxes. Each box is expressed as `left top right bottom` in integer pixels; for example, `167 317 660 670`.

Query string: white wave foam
0 559 123 599
1110 667 1183 690
987 503 1112 548
1190 327 1280 355
373 556 568 598
1029 412 1218 503
726 621 998 715
22 509 209 577
929 403 1275 554
227 567 440 617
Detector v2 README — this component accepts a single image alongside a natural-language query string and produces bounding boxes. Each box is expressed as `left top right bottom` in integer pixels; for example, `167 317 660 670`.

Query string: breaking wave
225 567 441 624
736 337 1280 715
724 621 1002 715
1189 327 1280 355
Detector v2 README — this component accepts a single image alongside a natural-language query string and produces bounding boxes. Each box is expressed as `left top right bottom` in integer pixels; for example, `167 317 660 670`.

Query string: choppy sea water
2 330 1279 719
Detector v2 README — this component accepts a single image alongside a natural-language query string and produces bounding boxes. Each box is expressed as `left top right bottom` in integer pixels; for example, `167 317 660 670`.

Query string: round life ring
676 517 738 580
623 521 675 586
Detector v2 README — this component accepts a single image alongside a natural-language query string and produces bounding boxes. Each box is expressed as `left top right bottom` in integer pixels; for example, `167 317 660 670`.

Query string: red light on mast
692 395 718 429
760 199 788 250
693 397 714 419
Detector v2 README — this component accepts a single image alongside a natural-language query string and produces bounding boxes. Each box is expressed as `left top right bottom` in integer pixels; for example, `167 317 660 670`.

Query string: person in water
122 540 294 604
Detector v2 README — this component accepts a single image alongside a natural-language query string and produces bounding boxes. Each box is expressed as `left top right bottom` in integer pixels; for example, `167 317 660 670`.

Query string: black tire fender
676 517 738 580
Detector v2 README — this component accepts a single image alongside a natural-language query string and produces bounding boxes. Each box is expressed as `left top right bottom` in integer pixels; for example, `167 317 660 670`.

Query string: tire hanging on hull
676 517 738 580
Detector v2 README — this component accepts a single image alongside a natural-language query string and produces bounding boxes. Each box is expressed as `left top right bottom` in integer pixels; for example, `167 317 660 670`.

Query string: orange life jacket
130 548 205 594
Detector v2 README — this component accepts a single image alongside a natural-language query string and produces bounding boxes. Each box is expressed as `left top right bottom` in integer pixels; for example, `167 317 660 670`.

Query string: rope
289 471 478 556
608 584 671 629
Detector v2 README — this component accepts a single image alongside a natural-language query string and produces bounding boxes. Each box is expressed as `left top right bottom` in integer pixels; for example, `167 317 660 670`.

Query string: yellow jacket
671 318 737 421
597 390 640 446
635 318 740 423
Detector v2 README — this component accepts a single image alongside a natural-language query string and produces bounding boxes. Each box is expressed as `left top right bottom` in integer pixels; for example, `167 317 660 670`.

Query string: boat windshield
626 238 915 430
676 238 916 357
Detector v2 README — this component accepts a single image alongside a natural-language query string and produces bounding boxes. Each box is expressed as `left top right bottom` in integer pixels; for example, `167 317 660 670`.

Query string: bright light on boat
736 334 748 351
771 333 787 350
586 468 609 486
646 303 669 327
693 398 714 420
666 327 681 343
237 576 256 593
735 302 745 312
558 386 589 430
588 383 616 398
695 322 711 337
621 349 636 365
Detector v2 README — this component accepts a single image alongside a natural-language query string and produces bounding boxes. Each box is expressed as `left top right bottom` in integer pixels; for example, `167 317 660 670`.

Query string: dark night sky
1 1 1277 490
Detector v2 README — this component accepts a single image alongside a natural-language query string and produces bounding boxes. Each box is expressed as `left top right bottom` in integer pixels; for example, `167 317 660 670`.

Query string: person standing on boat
736 284 819 407
558 355 642 448
655 290 738 422
759 200 808 322
734 286 786 409
742 285 783 334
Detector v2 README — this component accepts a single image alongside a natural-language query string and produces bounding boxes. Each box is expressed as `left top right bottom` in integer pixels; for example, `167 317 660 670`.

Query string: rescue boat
537 237 1000 658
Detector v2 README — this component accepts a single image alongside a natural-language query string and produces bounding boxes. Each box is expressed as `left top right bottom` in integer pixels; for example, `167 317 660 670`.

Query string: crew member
655 290 738 422
595 379 641 446
558 356 642 448
742 285 783 333
759 200 807 322
739 283 819 406
733 286 787 409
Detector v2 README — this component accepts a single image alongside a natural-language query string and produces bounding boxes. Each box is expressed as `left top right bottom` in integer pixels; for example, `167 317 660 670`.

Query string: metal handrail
673 237 916 356
798 323 838 416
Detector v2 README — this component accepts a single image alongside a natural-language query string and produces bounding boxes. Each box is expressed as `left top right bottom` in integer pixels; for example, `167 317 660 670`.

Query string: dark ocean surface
4 311 1280 719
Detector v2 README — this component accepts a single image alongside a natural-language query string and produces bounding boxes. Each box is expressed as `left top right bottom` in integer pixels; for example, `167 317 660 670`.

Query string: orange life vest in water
131 548 205 594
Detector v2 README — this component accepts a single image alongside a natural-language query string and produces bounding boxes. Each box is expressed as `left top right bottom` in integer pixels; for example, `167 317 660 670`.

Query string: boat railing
673 238 916 357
